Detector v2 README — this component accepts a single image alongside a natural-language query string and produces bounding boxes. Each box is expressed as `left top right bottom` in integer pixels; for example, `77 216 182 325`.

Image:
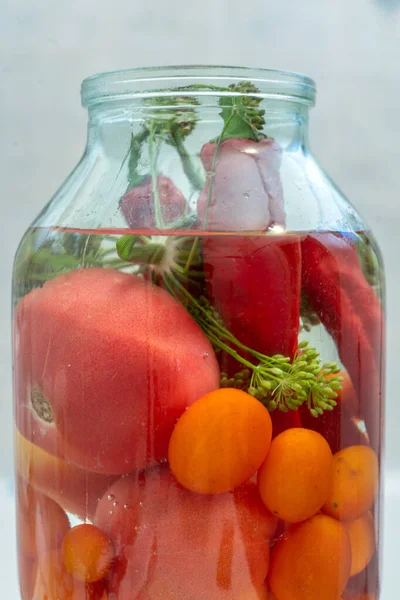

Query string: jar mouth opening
81 65 316 108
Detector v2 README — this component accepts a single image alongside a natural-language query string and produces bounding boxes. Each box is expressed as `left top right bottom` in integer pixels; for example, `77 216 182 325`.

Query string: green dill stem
99 247 121 257
202 111 235 229
170 130 205 191
180 270 204 279
81 236 95 266
201 327 258 371
183 237 200 272
138 235 153 244
175 250 193 260
170 267 199 286
247 348 281 364
170 262 187 275
105 259 137 269
148 125 165 229
170 276 278 366
120 243 166 265
161 273 181 301
127 129 150 190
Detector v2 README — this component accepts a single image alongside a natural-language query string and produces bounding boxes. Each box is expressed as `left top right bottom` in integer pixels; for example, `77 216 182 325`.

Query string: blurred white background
1 0 399 596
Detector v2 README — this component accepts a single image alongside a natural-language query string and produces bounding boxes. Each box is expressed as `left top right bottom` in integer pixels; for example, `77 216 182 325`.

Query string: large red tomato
15 268 220 474
95 466 276 599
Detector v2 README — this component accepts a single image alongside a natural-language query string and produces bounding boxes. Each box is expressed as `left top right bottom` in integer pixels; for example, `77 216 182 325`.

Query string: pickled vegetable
169 388 272 494
258 428 333 523
13 71 384 600
15 268 220 474
323 446 379 521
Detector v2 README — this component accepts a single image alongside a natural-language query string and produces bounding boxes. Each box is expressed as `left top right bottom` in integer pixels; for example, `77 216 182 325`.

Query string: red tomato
15 268 220 474
95 466 276 599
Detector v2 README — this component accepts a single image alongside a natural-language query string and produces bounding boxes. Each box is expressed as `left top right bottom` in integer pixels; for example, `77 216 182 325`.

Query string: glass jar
12 66 385 600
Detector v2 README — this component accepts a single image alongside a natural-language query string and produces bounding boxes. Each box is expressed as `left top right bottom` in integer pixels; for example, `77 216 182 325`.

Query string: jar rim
81 65 316 107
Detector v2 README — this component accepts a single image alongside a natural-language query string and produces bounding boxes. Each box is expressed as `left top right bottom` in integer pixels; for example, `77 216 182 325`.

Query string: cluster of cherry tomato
17 383 378 599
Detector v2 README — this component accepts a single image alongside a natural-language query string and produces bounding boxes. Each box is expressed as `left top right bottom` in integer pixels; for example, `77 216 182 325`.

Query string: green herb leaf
116 235 141 261
116 235 166 265
219 82 266 142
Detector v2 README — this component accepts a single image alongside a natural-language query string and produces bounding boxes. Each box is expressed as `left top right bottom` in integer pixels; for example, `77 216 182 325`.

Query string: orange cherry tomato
268 514 352 600
323 446 379 521
345 512 375 576
62 524 113 583
258 428 333 522
169 388 272 494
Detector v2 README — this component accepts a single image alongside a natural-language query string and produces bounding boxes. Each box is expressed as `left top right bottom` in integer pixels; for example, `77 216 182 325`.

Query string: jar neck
85 99 310 157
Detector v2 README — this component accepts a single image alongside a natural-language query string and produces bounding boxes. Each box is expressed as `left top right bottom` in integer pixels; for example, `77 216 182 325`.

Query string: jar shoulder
282 150 369 234
18 144 377 245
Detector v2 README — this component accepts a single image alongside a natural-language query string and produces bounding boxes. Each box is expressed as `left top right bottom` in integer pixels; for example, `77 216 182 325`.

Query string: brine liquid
13 227 384 600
